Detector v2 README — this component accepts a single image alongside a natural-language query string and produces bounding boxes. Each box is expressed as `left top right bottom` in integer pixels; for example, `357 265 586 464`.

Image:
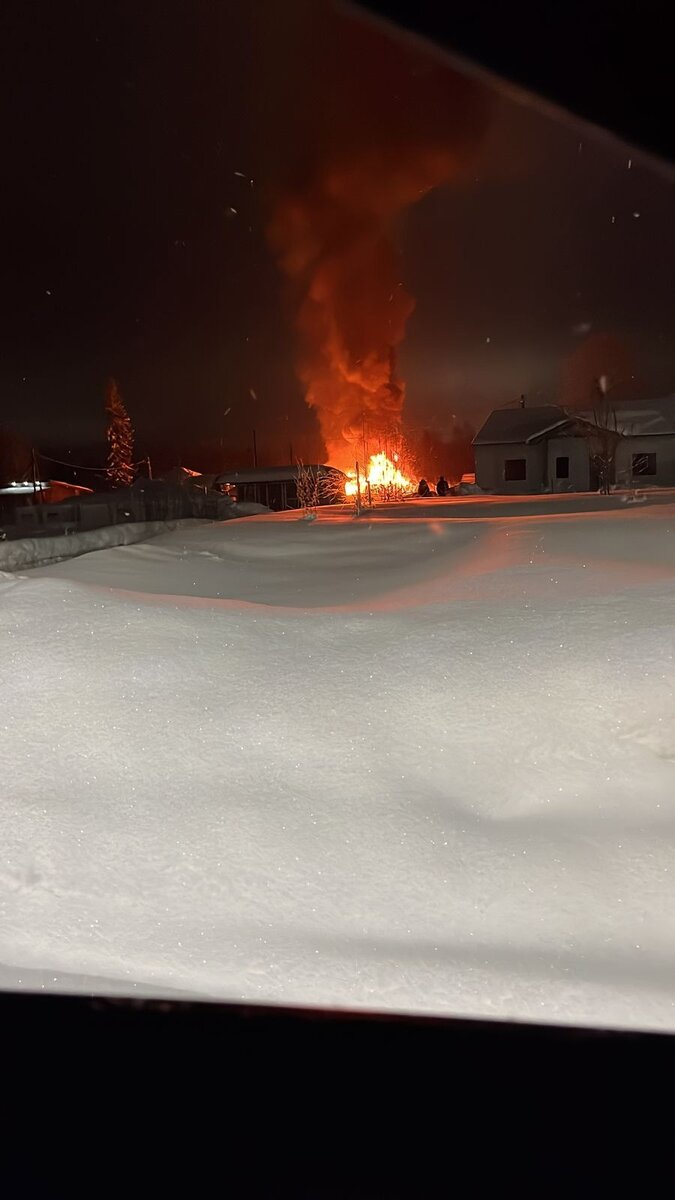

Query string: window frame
631 452 657 477
504 457 527 482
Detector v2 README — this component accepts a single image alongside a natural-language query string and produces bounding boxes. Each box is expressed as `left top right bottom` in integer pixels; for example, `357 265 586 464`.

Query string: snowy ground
2 493 675 1029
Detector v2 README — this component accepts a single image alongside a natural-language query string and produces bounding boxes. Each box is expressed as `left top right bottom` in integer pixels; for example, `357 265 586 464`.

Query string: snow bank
0 520 202 573
229 501 270 516
2 499 675 1030
0 504 265 573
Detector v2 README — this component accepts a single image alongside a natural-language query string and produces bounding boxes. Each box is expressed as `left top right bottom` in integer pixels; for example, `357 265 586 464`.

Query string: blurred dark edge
4 3 673 1192
352 0 675 171
2 990 671 1192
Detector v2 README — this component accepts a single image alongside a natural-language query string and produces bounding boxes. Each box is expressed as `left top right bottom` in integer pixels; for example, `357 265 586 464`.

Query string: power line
36 451 151 473
36 452 108 472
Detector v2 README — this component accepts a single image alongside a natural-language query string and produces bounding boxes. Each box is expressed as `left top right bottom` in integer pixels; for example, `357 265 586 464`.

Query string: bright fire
344 451 412 499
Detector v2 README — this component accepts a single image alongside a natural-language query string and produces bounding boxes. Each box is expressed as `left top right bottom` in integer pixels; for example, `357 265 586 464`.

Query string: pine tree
105 378 134 488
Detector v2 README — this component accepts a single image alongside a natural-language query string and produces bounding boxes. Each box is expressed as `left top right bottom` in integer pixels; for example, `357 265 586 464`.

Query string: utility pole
252 428 258 468
31 447 42 504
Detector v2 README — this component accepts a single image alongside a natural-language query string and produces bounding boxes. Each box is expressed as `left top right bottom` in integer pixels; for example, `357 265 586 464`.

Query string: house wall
615 436 675 487
546 437 590 492
474 442 546 493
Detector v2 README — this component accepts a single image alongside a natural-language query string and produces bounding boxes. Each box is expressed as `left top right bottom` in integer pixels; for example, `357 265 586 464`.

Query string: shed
213 465 346 510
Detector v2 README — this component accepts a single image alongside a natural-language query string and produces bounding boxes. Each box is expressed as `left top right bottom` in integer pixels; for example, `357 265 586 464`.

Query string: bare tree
295 463 346 517
321 467 347 506
571 375 623 495
295 461 321 519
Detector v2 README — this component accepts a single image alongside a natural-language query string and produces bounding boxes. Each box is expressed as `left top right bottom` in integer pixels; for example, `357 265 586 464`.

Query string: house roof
581 394 675 436
474 395 675 446
473 406 570 446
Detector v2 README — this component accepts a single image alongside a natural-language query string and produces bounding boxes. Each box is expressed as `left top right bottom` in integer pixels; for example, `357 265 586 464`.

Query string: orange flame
344 451 412 499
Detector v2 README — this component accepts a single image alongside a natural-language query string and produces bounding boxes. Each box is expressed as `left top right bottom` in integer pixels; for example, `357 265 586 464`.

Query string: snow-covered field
2 494 675 1030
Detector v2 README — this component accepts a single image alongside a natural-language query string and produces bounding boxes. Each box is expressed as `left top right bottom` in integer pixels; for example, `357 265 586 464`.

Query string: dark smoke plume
263 1 490 467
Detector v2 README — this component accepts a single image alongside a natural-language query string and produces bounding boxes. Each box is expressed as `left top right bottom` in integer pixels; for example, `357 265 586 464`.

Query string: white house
473 395 675 493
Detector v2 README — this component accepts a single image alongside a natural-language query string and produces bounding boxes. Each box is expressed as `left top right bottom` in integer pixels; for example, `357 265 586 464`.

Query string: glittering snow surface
2 494 675 1030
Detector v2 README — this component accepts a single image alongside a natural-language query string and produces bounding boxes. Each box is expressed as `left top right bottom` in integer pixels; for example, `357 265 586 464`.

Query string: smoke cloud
264 1 489 467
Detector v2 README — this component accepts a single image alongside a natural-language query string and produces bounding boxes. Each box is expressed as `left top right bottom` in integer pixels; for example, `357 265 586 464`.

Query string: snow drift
1 497 675 1030
0 504 268 573
0 520 193 573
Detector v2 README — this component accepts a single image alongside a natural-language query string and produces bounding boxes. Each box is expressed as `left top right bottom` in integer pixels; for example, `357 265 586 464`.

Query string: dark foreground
3 991 671 1194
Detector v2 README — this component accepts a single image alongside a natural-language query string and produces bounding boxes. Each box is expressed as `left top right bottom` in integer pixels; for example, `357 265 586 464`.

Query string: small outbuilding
213 465 346 510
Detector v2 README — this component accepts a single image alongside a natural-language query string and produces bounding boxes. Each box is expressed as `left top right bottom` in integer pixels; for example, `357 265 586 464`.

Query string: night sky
2 0 674 473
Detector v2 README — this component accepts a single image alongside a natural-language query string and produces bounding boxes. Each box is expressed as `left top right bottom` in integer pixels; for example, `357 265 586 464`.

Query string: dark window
555 456 570 479
632 452 656 476
504 458 526 481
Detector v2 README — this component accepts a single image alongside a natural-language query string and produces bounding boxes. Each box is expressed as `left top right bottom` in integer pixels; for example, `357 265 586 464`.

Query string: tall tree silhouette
105 378 134 488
